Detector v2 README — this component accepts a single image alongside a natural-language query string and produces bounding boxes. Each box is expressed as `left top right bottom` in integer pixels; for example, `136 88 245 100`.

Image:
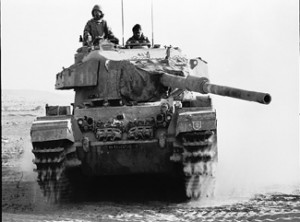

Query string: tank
30 40 271 202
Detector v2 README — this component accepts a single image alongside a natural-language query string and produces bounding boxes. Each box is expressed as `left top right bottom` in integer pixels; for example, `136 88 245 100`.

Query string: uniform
83 5 119 45
125 34 151 48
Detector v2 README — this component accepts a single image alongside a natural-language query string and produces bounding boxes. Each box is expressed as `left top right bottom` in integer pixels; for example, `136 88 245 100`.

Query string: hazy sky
2 0 299 195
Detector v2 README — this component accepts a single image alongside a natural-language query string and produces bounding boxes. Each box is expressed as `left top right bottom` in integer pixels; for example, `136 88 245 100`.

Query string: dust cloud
207 97 300 205
19 136 37 181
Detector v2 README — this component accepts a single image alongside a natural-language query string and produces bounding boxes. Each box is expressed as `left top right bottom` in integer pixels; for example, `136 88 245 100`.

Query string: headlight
166 114 172 121
77 118 84 126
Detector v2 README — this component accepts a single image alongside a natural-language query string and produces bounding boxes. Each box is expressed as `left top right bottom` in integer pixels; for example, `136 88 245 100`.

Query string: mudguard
30 117 74 142
175 109 217 136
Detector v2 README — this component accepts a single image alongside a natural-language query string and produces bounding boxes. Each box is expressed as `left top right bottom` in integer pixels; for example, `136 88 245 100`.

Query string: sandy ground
2 90 300 221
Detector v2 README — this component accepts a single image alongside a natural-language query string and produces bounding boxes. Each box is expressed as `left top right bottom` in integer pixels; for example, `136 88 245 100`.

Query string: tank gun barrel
160 73 271 105
202 82 271 105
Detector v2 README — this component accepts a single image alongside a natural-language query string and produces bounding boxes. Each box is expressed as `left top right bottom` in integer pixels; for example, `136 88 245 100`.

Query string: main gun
160 73 271 105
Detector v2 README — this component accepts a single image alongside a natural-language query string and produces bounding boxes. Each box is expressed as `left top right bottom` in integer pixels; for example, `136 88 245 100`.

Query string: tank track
180 130 217 199
32 140 79 203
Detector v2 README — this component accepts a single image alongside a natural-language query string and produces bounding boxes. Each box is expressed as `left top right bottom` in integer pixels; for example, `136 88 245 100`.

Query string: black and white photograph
2 0 299 221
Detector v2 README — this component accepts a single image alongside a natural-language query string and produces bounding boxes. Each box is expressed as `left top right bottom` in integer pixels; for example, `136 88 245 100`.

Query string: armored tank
30 40 271 202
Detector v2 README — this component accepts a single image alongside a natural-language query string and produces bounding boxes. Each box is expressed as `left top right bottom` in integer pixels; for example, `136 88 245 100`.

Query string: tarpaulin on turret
106 60 169 102
58 45 203 103
100 46 191 102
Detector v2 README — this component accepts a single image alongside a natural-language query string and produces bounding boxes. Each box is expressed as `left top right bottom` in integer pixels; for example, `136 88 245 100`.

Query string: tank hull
30 101 217 201
76 141 179 176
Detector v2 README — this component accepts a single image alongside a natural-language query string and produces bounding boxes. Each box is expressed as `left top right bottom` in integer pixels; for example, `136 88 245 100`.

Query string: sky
2 0 299 196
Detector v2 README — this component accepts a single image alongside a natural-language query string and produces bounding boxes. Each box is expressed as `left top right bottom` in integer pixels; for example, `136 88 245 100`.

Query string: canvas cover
59 46 208 103
103 47 190 102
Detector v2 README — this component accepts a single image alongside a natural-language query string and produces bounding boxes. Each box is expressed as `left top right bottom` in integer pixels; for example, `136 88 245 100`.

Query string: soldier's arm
105 22 119 44
105 23 115 39
125 37 134 48
144 36 151 47
83 21 92 42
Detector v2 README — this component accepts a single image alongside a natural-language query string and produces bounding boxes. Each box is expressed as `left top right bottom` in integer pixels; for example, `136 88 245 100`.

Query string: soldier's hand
87 35 92 42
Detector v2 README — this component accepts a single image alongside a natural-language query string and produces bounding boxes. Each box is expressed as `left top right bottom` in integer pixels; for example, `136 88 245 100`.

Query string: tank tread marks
180 131 217 199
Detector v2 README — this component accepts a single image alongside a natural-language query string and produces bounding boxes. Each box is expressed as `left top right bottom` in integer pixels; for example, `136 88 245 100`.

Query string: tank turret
56 44 271 107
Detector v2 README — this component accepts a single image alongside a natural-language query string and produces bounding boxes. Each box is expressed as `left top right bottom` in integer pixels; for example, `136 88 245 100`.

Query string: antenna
151 0 154 47
121 0 125 46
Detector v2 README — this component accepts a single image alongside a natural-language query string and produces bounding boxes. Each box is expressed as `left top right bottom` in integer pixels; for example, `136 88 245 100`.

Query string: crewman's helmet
92 4 103 16
132 24 142 33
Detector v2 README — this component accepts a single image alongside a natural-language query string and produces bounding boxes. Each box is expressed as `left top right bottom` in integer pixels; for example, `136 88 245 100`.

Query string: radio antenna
151 0 154 47
121 0 125 46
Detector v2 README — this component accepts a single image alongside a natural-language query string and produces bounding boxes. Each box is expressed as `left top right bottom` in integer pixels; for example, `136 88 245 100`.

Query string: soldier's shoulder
86 18 95 24
142 35 150 41
126 36 135 42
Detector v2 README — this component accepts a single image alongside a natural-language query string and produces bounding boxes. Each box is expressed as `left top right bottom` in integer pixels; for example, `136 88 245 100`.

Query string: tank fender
31 117 74 142
175 109 217 136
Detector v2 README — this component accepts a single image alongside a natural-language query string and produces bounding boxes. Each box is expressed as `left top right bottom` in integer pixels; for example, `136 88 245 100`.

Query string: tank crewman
83 4 119 45
125 24 151 48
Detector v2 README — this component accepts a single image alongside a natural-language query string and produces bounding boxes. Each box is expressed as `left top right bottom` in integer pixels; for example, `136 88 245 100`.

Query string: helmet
92 4 103 16
132 24 142 32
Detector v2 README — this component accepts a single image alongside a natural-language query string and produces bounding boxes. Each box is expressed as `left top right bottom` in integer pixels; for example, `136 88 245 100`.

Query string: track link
32 140 78 203
180 130 217 199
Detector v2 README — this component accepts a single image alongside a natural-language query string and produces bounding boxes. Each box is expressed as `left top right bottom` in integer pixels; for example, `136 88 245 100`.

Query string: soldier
83 4 119 45
125 24 151 48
